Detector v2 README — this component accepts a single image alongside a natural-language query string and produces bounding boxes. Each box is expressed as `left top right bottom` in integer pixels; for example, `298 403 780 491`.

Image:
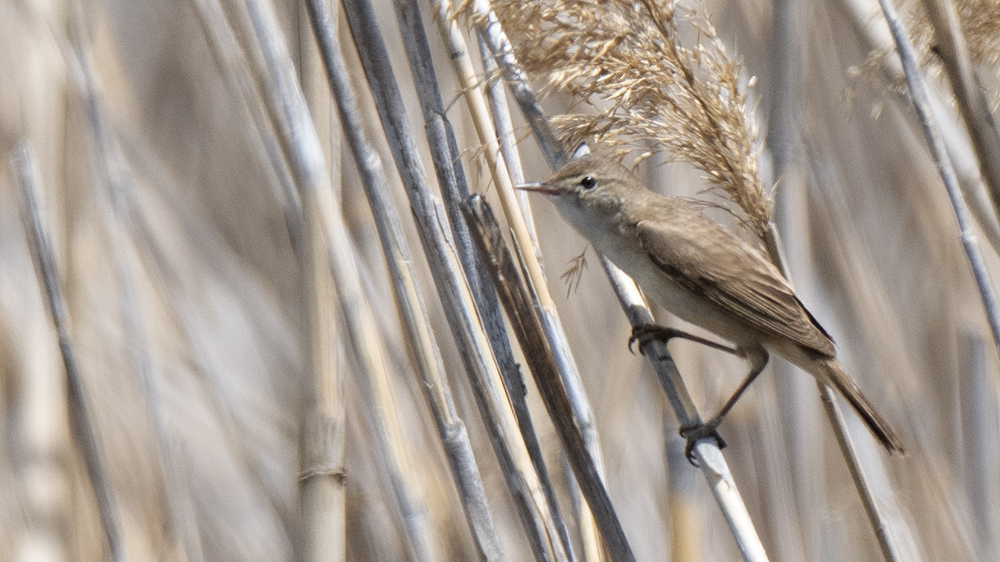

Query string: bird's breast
592 225 760 347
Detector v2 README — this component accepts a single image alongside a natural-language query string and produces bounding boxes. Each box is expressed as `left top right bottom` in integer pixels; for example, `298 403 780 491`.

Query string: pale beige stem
220 0 347 559
429 0 551 310
431 3 607 558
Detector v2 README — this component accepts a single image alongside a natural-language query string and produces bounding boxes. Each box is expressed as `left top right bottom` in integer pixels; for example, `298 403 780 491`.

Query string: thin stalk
67 17 206 560
428 3 608 557
338 0 567 558
477 36 538 249
471 2 768 558
223 0 347 559
465 196 641 562
877 0 1000 382
920 0 1000 222
337 222 438 562
12 143 127 562
836 0 1000 254
303 0 504 557
475 34 598 562
806 164 929 560
766 3 895 558
600 258 768 562
188 0 302 250
820 383 900 562
390 0 573 559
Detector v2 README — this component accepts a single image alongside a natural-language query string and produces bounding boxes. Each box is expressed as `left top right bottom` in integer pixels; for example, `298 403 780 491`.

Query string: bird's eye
579 176 596 190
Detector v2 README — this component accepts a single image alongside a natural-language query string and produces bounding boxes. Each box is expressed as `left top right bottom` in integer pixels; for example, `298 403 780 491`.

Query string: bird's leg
710 346 770 424
628 324 770 464
628 323 738 356
679 346 769 464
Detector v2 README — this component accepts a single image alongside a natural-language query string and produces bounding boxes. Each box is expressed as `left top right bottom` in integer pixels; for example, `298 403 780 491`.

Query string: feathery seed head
489 0 773 241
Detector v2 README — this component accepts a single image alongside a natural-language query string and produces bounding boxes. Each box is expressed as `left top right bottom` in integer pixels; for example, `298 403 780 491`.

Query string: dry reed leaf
488 0 772 240
559 246 588 297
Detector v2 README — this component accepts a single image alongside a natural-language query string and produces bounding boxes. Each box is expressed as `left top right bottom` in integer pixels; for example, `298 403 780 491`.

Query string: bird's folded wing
636 217 835 357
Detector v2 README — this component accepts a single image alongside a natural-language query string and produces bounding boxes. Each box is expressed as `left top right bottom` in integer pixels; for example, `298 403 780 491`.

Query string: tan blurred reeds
3 0 1000 561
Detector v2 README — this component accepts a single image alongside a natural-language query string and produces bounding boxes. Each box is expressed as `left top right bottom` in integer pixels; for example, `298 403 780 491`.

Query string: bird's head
518 154 641 227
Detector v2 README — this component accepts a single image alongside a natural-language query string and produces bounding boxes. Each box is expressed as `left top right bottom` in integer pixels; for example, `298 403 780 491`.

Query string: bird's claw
628 323 737 356
628 323 678 354
679 420 726 466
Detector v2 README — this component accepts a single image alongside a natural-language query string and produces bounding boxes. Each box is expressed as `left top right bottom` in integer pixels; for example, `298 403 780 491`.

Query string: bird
521 153 904 457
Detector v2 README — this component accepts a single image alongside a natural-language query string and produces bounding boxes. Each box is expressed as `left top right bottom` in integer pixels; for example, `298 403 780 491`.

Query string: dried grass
489 0 772 240
858 0 1000 108
3 0 999 559
910 0 1000 69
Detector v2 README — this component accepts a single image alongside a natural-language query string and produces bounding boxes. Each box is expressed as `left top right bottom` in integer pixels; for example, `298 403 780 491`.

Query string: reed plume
489 0 772 241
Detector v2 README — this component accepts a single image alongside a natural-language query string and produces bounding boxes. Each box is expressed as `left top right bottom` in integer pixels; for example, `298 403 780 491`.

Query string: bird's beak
516 181 558 195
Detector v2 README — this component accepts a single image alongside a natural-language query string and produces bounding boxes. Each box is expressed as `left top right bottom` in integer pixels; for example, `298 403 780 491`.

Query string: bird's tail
816 359 905 454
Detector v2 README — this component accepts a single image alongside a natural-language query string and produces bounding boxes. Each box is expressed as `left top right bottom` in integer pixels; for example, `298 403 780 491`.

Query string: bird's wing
636 214 835 356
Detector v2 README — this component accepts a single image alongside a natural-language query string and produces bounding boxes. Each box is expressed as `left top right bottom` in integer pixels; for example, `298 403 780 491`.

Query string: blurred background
0 0 998 560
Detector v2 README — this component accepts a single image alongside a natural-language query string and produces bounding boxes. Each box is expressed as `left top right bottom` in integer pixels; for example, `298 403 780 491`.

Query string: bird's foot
628 324 687 354
628 323 737 356
679 419 726 466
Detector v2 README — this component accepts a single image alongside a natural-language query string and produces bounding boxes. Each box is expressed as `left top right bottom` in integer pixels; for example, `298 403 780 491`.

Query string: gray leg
709 346 770 423
679 346 769 464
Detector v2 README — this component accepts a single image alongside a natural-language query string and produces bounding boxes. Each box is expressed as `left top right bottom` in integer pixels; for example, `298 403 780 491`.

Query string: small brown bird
523 154 904 455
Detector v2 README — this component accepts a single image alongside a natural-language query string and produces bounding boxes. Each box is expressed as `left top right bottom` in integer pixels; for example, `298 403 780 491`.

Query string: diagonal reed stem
224 0 347 558
877 0 1000 391
465 197 644 562
390 0 574 559
337 0 572 558
303 0 506 558
919 0 1000 224
766 3 899 559
427 1 611 558
12 142 127 562
837 0 1000 257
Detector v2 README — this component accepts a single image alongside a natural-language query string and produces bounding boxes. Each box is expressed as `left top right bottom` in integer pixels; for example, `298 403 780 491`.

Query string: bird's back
619 193 836 357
